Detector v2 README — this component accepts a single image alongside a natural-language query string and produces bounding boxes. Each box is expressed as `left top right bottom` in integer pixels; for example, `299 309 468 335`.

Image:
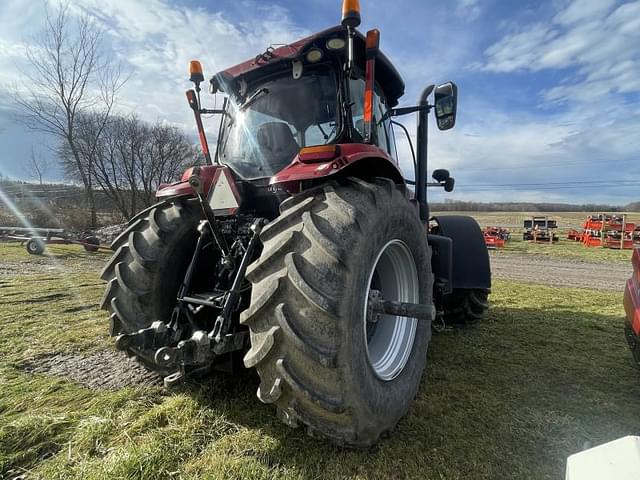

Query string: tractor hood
210 26 405 107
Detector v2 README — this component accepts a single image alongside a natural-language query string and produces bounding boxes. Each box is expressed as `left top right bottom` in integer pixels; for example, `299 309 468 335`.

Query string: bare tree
24 147 52 185
14 4 125 226
73 112 199 219
143 121 200 202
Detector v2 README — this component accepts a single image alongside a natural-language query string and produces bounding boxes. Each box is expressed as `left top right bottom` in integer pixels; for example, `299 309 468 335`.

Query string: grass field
433 211 636 263
1 243 639 479
498 238 633 263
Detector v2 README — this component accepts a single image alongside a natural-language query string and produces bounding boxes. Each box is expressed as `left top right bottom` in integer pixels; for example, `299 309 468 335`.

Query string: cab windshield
218 67 339 179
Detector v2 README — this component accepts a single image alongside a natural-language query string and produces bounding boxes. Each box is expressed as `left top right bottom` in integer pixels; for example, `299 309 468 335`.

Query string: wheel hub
364 240 419 381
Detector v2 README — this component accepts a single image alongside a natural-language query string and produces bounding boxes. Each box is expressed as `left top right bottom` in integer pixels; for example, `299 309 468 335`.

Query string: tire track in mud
490 252 632 291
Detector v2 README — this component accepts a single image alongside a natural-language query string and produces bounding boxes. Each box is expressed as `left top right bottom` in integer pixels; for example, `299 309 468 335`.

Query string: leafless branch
13 2 128 226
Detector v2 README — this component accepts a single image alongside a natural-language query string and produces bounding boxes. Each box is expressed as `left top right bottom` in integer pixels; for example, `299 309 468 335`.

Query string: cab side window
349 78 395 158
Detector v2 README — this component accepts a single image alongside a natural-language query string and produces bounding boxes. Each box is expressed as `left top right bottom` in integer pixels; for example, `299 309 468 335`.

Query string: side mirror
434 82 458 131
444 177 455 192
431 169 455 192
432 169 450 182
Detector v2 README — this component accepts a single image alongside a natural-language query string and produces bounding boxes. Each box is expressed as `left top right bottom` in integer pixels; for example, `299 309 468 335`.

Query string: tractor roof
212 26 405 107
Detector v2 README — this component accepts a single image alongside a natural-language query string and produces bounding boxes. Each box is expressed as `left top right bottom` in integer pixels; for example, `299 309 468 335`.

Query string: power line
458 180 640 188
455 184 640 191
459 157 640 172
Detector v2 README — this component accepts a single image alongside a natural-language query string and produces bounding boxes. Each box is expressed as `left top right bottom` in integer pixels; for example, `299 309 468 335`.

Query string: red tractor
101 0 490 446
625 248 640 366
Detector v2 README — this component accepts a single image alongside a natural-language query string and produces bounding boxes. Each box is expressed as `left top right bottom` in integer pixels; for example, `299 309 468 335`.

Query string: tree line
431 200 640 212
14 4 199 225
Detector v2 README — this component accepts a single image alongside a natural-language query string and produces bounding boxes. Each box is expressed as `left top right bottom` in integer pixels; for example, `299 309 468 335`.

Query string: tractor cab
208 25 405 180
175 4 459 219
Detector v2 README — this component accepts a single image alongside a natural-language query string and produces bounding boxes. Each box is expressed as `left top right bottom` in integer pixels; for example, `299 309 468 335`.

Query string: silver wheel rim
363 239 419 381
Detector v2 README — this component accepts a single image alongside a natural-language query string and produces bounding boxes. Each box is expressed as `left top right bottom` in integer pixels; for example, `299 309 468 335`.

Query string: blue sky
0 0 639 204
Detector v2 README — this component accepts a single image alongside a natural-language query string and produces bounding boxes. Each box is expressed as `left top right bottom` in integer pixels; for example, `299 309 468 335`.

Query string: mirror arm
404 180 447 188
390 104 432 117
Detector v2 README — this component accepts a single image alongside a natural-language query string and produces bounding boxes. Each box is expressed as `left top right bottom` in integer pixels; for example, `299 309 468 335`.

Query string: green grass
1 243 639 479
497 237 634 263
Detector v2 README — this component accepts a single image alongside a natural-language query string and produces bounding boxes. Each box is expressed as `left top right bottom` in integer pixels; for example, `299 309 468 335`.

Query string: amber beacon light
341 0 361 28
189 60 204 84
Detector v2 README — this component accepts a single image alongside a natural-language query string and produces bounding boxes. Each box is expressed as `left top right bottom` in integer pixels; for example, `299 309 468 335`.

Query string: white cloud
478 0 640 107
553 0 617 26
0 0 307 132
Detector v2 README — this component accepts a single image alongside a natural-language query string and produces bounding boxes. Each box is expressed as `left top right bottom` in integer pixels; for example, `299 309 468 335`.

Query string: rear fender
430 215 491 291
156 165 221 199
269 143 405 192
428 234 453 295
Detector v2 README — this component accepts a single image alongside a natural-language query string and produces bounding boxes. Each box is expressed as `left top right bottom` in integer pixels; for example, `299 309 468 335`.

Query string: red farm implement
572 214 639 250
0 226 108 255
624 248 640 366
483 226 509 249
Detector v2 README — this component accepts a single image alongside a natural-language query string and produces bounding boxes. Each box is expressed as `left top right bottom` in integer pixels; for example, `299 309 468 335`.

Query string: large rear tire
241 177 433 447
100 197 200 373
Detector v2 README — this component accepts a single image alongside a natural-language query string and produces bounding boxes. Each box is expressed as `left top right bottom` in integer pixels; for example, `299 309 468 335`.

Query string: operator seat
256 122 300 173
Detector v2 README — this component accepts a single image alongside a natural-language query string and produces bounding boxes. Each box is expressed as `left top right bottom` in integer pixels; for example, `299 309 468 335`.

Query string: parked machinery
483 226 510 249
0 226 104 255
522 216 558 243
570 214 639 249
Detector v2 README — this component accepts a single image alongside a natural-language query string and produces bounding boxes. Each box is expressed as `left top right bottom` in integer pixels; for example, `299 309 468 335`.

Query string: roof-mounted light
341 0 361 28
326 38 346 50
306 48 324 63
189 60 204 84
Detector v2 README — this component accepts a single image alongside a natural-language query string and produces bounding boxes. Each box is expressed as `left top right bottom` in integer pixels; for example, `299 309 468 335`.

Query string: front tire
241 178 433 447
100 198 200 373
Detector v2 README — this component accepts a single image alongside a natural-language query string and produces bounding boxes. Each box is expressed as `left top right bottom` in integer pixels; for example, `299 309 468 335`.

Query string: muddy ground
22 351 162 390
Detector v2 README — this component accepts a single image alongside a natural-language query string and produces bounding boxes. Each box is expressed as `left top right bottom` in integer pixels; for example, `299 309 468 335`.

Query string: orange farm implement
624 247 640 366
483 226 510 249
0 226 108 255
568 214 640 249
